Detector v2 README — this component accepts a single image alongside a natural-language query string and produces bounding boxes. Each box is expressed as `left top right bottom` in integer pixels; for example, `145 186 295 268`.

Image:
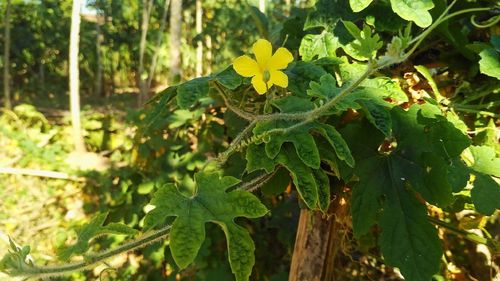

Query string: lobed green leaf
144 172 267 281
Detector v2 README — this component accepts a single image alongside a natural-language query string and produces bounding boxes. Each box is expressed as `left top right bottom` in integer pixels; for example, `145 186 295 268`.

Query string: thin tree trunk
205 35 212 74
169 0 182 83
259 0 266 13
69 0 86 153
285 0 291 16
146 0 171 92
39 61 45 92
109 50 115 97
289 194 349 281
3 0 12 109
195 0 203 77
137 0 153 106
95 21 103 97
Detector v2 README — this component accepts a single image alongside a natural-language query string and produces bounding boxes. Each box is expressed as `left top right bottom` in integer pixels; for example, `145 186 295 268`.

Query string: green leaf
361 77 408 102
271 96 315 113
336 87 387 111
145 86 177 129
471 174 500 215
266 123 321 169
176 77 210 108
144 172 267 281
344 119 443 281
390 105 469 206
58 213 138 260
138 181 155 194
307 74 341 99
350 0 374 12
447 158 470 193
0 238 33 276
359 100 392 137
261 168 291 196
351 156 384 238
314 123 355 167
312 169 331 212
343 111 473 280
304 0 352 30
363 1 406 32
285 61 327 97
379 182 442 281
166 109 203 129
491 35 500 51
389 0 434 28
215 66 243 90
479 48 500 80
342 21 383 61
254 104 321 169
469 145 500 177
246 143 276 173
394 104 470 160
299 32 339 61
277 145 319 209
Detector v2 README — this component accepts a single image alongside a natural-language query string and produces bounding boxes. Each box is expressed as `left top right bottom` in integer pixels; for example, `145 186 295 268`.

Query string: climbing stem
12 225 171 279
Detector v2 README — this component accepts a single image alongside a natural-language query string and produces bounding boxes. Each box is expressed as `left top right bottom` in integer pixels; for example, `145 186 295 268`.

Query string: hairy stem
213 81 256 121
237 169 278 192
13 225 171 279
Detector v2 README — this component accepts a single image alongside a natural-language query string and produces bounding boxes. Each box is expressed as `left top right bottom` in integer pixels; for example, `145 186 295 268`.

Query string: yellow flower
233 39 293 94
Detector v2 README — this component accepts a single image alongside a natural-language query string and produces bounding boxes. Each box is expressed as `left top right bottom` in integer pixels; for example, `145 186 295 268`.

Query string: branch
427 216 499 252
0 167 85 182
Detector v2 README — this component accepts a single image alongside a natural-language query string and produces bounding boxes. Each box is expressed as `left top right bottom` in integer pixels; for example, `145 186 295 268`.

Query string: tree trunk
205 35 212 74
169 0 182 83
137 0 153 106
3 0 12 109
259 0 266 13
284 0 291 16
69 0 86 153
195 0 203 77
95 21 103 97
146 0 171 92
289 194 349 281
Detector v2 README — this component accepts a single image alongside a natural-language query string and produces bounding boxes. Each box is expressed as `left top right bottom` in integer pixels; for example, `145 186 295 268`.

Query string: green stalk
427 216 498 251
452 107 500 118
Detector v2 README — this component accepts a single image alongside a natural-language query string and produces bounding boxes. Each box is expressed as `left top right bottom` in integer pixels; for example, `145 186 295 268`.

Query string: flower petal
233 55 260 77
253 39 273 69
268 47 293 70
251 73 272 95
269 70 288 88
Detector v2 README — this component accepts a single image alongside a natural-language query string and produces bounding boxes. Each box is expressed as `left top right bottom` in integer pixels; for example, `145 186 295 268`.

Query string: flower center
262 70 271 83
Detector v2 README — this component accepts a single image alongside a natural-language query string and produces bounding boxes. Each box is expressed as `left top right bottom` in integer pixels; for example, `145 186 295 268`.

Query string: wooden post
289 194 349 281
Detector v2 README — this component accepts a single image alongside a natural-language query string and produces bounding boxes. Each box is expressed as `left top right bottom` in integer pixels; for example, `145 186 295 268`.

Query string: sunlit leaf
144 172 267 281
